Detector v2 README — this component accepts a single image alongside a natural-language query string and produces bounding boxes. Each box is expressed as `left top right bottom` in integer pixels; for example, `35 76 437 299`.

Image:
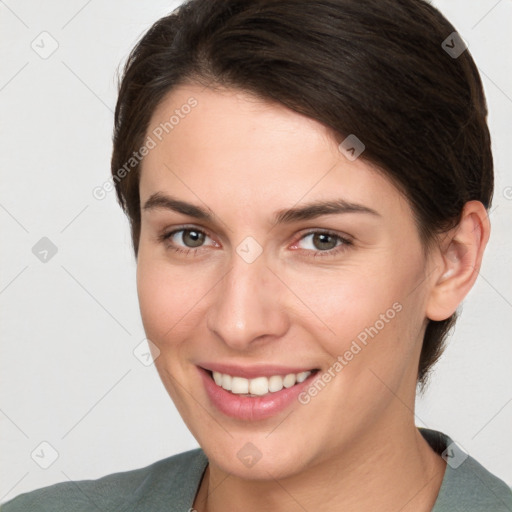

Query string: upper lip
198 362 318 379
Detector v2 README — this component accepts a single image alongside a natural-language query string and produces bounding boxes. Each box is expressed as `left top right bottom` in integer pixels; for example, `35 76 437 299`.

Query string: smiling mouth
205 368 320 397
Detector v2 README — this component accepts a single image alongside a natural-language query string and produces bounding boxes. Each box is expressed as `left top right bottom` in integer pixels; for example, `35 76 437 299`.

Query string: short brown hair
111 0 493 387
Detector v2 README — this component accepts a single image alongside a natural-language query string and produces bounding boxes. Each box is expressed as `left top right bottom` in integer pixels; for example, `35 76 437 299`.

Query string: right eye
158 225 220 257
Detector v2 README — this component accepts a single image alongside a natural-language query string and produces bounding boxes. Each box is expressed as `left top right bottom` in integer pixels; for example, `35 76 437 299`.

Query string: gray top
2 428 511 511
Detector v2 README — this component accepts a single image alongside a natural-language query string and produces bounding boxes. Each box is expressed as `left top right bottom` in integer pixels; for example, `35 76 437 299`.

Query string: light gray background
1 0 511 502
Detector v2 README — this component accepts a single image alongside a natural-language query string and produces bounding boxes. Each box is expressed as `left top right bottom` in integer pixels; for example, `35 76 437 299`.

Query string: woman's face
136 84 438 478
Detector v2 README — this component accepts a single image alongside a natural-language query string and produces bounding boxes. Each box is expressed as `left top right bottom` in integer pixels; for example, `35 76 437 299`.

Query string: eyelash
158 226 353 259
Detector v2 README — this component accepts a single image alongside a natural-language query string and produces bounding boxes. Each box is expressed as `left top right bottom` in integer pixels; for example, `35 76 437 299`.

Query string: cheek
136 251 210 347
289 261 402 345
296 258 423 386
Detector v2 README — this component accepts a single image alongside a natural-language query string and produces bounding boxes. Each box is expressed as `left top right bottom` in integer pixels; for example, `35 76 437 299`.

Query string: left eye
292 231 352 257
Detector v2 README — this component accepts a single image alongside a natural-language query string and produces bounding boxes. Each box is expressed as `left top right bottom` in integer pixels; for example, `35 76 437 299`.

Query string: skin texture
136 84 490 512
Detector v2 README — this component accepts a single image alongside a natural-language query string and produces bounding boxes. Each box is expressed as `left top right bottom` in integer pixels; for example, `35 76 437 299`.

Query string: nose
206 248 289 351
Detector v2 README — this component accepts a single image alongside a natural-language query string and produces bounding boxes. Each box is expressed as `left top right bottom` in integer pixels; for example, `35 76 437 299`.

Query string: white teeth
211 370 313 396
268 375 284 392
296 371 310 383
249 377 269 396
231 376 249 394
283 373 296 388
221 373 232 391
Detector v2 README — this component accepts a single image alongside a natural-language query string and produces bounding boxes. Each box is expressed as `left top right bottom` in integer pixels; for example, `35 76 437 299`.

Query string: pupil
184 230 204 248
314 233 336 250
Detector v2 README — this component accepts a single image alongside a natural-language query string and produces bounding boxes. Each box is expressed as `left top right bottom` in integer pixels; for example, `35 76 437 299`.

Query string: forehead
140 84 410 223
146 84 335 159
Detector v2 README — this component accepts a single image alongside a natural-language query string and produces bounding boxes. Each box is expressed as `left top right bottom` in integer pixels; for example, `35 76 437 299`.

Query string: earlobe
425 200 491 322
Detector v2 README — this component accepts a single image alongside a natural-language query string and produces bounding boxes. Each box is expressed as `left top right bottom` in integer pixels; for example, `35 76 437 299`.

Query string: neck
193 416 446 512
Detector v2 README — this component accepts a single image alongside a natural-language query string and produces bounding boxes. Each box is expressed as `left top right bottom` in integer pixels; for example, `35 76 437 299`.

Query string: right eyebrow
142 192 213 221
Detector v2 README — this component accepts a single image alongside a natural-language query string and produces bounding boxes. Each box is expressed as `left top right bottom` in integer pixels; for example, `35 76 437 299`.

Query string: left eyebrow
273 198 381 224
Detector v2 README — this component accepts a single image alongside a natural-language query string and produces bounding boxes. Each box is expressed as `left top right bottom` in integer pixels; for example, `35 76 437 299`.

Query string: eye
292 230 353 258
158 226 215 255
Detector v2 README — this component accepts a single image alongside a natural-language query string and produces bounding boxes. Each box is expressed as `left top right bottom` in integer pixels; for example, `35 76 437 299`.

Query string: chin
199 434 316 481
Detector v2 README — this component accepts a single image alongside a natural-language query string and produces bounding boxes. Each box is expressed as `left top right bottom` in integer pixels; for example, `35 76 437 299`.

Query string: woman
3 0 511 510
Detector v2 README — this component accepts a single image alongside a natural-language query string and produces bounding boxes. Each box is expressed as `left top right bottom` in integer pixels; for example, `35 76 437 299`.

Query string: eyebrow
142 192 380 224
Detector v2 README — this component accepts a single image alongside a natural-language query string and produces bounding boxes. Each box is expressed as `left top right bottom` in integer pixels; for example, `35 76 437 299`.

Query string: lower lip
198 367 318 421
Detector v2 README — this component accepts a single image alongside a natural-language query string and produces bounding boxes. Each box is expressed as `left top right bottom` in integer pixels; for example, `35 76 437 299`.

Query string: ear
425 200 491 322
